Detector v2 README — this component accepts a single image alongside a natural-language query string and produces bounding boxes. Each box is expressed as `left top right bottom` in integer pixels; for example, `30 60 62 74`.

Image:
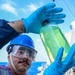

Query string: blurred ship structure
37 58 50 75
64 21 75 75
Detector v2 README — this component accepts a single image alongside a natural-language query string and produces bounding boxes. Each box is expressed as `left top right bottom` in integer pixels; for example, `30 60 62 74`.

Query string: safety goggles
10 45 37 61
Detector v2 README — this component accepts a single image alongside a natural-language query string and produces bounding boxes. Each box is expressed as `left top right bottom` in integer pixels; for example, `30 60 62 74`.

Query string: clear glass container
40 25 70 63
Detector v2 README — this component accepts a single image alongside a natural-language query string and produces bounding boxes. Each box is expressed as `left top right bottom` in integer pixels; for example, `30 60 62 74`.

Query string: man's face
8 54 32 73
7 45 37 74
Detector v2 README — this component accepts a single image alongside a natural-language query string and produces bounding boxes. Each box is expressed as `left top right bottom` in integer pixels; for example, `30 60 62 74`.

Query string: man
0 34 75 75
0 34 37 75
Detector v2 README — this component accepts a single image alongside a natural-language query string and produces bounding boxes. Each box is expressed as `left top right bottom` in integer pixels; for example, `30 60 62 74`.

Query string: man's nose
22 53 29 59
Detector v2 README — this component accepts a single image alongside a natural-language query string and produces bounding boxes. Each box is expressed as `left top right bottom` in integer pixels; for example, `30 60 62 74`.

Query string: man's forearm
8 20 26 34
0 19 20 49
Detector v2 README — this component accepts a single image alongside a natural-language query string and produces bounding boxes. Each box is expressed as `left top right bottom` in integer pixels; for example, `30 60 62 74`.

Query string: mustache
19 59 29 65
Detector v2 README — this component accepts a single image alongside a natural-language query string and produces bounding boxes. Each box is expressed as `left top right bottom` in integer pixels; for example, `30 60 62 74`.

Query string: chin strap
10 53 24 74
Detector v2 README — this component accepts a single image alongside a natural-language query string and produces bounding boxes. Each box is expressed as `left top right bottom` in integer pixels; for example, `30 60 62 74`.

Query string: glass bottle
40 25 70 63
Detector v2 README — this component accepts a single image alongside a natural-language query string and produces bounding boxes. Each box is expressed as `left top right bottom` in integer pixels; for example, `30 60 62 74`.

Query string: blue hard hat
7 34 37 53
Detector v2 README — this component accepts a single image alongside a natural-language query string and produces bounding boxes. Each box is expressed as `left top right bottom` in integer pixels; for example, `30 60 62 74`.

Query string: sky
0 0 75 62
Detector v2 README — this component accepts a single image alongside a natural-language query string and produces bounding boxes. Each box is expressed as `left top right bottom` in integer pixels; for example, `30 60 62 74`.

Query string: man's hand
22 3 66 33
43 44 75 75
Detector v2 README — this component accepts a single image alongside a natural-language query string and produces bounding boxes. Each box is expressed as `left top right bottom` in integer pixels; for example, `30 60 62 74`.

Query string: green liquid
40 25 70 63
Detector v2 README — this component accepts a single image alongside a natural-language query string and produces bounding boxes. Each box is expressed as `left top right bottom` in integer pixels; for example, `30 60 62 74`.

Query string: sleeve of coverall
0 19 19 49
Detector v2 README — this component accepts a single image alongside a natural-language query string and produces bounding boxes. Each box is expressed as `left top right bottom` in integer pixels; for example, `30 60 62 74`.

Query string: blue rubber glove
22 3 66 33
43 44 75 75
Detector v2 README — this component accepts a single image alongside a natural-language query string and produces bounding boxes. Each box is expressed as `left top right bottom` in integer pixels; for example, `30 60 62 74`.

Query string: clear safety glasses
10 45 37 61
